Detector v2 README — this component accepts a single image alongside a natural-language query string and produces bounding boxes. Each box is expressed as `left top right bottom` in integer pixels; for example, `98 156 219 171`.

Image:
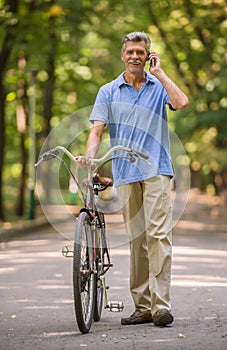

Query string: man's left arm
156 70 189 110
149 52 189 110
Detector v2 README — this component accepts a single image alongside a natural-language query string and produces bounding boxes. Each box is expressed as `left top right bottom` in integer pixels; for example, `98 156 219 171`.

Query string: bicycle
35 145 149 334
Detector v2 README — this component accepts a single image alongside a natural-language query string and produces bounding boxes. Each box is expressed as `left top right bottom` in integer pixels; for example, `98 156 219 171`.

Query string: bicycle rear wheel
93 229 104 321
73 211 95 334
93 213 106 322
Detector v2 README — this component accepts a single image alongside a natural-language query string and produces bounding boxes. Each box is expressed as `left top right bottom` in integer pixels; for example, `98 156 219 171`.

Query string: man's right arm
76 121 105 167
86 120 105 158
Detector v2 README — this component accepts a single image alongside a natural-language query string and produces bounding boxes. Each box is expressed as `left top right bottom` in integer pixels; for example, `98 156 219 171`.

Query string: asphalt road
1 208 227 350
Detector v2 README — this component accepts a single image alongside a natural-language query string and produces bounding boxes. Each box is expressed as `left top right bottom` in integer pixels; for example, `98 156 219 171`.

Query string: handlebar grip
35 149 60 166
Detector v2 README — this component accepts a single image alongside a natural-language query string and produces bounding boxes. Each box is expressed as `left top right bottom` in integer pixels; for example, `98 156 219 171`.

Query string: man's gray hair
122 32 151 52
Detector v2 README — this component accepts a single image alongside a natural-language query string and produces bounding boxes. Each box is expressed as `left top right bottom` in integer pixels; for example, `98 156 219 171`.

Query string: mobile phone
146 51 151 61
147 52 155 66
150 58 155 67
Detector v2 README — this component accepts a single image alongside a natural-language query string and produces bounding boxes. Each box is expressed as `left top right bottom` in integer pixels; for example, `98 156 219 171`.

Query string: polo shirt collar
117 72 155 87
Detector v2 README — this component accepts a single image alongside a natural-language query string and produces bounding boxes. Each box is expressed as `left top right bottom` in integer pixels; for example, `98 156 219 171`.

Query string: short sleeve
164 90 176 111
89 88 110 124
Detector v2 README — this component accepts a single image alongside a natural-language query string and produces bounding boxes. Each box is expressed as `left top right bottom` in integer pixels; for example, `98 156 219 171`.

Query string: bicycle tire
93 212 106 322
93 226 104 322
73 211 95 334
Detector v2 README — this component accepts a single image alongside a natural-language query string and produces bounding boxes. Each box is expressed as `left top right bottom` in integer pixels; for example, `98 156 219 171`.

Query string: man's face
121 41 148 73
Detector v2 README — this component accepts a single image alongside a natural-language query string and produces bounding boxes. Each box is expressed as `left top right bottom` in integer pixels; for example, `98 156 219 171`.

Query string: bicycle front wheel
73 211 95 334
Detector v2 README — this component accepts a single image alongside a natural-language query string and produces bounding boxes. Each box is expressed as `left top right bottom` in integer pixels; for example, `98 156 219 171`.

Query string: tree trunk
16 51 27 216
0 0 19 220
41 13 57 202
17 131 27 216
0 81 5 220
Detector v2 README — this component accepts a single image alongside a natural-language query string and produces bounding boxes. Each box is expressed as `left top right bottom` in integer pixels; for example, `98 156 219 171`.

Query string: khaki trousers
122 175 172 316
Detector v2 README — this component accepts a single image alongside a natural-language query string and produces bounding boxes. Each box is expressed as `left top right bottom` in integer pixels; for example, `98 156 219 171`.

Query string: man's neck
124 71 146 91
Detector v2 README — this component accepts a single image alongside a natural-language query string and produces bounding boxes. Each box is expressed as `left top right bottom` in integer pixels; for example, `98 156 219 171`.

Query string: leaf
178 333 186 338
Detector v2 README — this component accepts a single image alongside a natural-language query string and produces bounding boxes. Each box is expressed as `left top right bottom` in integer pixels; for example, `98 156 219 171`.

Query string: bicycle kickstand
100 276 124 312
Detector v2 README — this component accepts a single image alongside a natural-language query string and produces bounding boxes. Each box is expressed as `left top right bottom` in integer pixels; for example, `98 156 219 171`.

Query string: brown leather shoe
121 309 153 325
153 309 174 326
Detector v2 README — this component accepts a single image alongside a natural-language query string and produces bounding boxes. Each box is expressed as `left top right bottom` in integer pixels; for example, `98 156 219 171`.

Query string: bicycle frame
35 145 150 321
35 144 150 268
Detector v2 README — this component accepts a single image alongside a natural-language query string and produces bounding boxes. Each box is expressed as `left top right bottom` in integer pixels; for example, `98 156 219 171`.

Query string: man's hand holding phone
147 52 161 74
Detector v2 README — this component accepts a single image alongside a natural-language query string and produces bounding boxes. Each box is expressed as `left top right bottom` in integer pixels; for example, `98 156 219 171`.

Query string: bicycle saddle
93 173 113 186
82 173 113 187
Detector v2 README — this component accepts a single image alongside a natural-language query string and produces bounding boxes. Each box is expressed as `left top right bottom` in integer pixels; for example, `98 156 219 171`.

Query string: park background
0 0 226 222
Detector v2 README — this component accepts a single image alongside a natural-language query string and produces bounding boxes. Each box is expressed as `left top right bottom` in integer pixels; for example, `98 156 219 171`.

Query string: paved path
0 194 227 350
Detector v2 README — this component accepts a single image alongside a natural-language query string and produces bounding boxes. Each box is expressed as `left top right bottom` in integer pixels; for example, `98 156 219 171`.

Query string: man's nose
132 51 138 58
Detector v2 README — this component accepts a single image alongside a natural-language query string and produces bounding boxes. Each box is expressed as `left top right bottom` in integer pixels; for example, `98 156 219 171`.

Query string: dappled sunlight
172 264 188 270
36 285 71 290
9 298 37 303
175 219 226 232
151 338 176 343
6 294 73 309
172 274 227 287
0 285 11 290
24 305 63 310
1 232 227 350
172 280 227 287
4 258 38 264
0 246 64 278
53 298 73 304
0 238 59 249
109 285 126 290
106 241 227 291
0 251 61 260
173 246 227 264
42 331 80 337
0 266 18 274
172 245 227 288
173 246 227 256
110 249 129 256
174 256 223 263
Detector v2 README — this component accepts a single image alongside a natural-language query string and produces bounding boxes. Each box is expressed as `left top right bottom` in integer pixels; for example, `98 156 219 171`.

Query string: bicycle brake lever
129 155 136 163
130 150 152 166
133 150 149 160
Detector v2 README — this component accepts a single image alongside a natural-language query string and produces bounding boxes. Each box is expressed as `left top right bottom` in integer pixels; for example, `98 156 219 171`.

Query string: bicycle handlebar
35 145 150 168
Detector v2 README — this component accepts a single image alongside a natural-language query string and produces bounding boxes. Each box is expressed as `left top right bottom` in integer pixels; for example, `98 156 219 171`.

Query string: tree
0 0 19 220
143 0 227 196
0 0 226 221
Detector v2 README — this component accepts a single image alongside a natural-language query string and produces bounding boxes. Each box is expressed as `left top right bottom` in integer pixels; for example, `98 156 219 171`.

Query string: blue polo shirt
90 72 174 186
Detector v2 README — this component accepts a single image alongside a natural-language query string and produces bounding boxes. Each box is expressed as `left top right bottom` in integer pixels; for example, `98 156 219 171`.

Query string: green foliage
0 0 226 219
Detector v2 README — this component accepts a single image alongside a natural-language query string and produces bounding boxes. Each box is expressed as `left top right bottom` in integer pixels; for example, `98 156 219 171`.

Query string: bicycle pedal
106 301 124 312
61 245 74 258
